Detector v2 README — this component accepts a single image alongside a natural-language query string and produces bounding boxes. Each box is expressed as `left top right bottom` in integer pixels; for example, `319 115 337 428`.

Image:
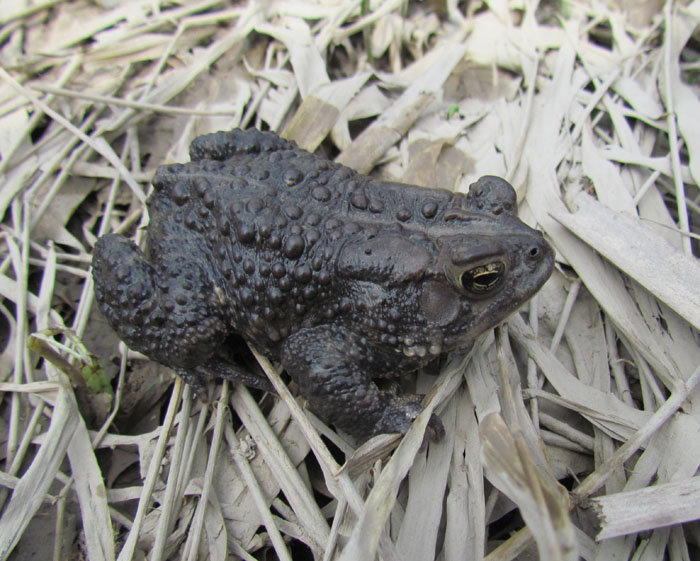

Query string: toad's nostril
529 246 540 258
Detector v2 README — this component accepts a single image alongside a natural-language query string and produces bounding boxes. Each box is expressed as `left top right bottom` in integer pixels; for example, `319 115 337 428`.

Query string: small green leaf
28 329 113 396
447 104 461 119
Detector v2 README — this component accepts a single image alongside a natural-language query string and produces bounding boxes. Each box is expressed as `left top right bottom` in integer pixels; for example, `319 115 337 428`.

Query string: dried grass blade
248 350 409 559
661 2 693 255
670 66 700 188
602 146 693 183
592 471 700 539
581 124 636 214
29 84 240 116
66 410 116 561
396 399 455 561
611 76 663 120
95 2 261 140
509 315 648 440
443 389 484 561
337 354 464 561
527 169 683 384
0 271 65 330
230 385 330 550
254 21 329 98
0 69 145 202
183 383 229 561
116 379 183 561
150 392 192 561
574 366 700 500
481 413 577 561
488 367 700 559
552 193 700 331
0 0 59 25
223 424 292 561
282 73 371 151
0 386 79 561
336 41 468 173
6 235 26 468
201 493 227 561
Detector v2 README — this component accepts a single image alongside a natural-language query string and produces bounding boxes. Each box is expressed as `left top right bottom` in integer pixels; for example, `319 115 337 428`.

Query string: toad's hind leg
280 326 444 441
92 233 233 394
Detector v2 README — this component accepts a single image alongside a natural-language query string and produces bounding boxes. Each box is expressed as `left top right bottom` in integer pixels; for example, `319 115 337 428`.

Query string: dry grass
1 0 699 560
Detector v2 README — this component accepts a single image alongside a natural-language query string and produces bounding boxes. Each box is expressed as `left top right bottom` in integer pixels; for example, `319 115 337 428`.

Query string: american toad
92 129 554 441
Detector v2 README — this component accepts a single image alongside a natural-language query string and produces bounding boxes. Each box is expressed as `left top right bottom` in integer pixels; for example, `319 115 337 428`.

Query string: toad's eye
460 262 506 295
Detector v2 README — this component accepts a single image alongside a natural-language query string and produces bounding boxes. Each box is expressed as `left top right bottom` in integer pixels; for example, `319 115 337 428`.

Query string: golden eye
460 262 505 295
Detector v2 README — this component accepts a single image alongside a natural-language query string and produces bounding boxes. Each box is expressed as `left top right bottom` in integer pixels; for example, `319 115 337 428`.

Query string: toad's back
145 129 475 352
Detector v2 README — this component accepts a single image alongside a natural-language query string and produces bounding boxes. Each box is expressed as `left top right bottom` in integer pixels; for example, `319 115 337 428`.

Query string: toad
93 128 554 441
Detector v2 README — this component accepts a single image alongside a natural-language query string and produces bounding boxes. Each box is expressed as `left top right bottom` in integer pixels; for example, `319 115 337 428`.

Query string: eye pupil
473 271 500 288
460 262 505 295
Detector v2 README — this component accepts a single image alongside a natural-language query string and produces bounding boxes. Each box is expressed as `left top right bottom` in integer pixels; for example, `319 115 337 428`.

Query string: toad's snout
518 230 554 275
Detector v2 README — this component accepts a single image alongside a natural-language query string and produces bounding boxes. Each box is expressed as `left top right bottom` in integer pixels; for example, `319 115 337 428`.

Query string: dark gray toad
92 128 554 441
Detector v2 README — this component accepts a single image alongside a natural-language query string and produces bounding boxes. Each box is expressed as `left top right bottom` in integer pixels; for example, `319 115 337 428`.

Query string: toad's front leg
280 326 444 442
